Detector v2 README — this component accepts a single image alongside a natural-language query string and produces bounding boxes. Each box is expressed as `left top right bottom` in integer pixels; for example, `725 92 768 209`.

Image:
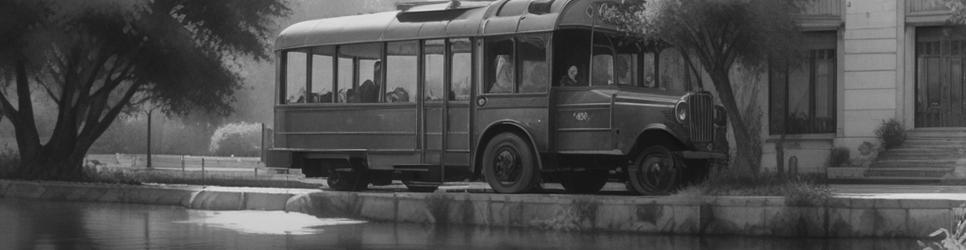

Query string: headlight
675 102 688 122
714 105 727 126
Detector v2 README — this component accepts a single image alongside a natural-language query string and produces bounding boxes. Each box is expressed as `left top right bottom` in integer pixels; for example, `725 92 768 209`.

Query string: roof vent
528 0 554 15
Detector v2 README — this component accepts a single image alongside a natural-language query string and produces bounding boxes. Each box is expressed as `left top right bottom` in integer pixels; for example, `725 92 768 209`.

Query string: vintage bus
267 0 728 194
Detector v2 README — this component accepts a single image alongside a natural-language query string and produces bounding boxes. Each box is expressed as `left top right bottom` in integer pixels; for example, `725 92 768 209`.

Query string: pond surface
0 198 920 250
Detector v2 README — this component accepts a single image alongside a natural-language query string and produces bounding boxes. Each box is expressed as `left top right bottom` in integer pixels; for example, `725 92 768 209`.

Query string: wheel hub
494 147 519 181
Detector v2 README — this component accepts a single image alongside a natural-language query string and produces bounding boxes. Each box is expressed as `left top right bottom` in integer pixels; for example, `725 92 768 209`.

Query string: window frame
769 49 837 135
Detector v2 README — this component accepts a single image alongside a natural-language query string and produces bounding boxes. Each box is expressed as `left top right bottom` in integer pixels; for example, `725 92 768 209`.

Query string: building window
769 32 836 134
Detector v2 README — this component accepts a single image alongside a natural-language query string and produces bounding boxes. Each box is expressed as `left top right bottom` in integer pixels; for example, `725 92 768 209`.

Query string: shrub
674 170 830 206
0 147 19 178
827 147 851 167
209 122 262 156
875 119 906 149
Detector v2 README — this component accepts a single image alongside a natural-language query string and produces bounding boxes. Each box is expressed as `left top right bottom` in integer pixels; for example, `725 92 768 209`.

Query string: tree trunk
709 70 760 176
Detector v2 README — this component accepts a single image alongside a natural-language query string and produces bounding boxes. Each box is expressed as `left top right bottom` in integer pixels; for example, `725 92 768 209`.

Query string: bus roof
275 0 618 50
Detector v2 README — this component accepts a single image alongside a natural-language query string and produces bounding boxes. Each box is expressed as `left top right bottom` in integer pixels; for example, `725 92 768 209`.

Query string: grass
674 170 832 206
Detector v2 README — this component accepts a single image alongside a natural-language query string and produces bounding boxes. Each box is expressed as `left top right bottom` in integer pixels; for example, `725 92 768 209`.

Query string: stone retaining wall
0 180 962 238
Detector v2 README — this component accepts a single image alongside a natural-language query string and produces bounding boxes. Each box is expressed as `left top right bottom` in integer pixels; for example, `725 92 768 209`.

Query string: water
0 198 919 250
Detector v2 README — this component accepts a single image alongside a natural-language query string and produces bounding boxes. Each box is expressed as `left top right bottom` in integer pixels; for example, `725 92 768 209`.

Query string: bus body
268 0 728 194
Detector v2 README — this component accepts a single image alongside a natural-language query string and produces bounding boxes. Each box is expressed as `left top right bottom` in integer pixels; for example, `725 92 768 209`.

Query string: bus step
393 165 434 172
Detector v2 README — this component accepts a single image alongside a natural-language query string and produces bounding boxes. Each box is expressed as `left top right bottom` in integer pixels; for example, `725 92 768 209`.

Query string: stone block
907 209 954 237
625 203 675 233
764 206 826 237
849 208 877 237
874 208 908 237
850 198 875 208
593 204 634 231
900 199 953 209
489 200 511 227
5 182 45 199
396 197 432 224
826 208 853 237
873 198 901 209
703 205 767 235
465 198 491 226
244 192 292 211
521 202 564 229
673 205 701 234
189 191 244 210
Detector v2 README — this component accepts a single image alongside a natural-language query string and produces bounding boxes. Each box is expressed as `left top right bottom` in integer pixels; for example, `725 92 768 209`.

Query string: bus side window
591 34 614 86
518 34 549 93
659 47 694 92
642 51 656 88
553 29 590 87
386 41 418 103
424 39 446 102
615 39 639 86
484 37 514 94
310 46 335 103
337 50 353 103
284 50 308 104
450 38 472 101
339 43 382 103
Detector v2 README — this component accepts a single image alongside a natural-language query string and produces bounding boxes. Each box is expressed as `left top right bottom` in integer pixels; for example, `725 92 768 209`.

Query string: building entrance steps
865 127 966 181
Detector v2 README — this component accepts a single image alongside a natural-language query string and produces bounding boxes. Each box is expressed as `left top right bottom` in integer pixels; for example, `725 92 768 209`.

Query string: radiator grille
687 93 714 143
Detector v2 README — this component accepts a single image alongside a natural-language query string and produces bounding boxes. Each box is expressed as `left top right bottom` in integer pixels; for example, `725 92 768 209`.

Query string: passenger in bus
558 65 580 86
489 55 513 93
387 87 409 102
358 79 379 103
358 61 381 103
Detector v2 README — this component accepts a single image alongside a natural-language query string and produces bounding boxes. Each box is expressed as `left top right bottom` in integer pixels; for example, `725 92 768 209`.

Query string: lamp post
146 109 153 169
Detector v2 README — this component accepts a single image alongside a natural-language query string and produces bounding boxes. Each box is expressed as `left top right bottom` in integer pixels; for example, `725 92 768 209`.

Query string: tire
559 170 608 194
626 146 684 195
481 132 539 193
326 159 369 191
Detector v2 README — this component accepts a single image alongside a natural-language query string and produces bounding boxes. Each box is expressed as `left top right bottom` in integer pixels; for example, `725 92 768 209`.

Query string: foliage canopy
0 0 289 179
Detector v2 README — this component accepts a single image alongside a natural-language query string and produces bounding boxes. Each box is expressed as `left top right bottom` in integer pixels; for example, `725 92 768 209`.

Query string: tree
0 0 289 179
604 0 804 175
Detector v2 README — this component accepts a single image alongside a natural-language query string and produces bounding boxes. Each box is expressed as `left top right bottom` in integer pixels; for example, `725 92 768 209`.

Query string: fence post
201 157 206 186
181 155 185 172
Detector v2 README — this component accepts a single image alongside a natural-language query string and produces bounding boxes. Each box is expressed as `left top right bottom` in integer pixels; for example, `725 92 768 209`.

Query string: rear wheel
626 146 684 195
559 170 608 194
482 133 539 193
326 159 369 191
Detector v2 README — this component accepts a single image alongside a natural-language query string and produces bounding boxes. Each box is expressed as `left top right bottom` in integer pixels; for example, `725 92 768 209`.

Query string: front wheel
481 133 539 193
626 146 684 195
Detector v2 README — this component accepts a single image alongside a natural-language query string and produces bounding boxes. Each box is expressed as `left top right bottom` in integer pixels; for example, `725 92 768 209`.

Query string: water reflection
0 198 919 250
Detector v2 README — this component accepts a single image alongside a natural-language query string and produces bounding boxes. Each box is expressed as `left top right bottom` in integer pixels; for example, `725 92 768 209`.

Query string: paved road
0 198 918 250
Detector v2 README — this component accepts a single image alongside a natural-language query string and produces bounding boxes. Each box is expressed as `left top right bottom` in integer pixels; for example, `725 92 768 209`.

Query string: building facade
761 0 963 174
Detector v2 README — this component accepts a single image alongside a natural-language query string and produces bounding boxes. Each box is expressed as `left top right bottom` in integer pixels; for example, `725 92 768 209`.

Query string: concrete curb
1 180 963 238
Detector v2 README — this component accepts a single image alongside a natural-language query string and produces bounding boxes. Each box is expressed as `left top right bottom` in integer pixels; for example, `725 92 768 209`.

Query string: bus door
420 39 474 181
